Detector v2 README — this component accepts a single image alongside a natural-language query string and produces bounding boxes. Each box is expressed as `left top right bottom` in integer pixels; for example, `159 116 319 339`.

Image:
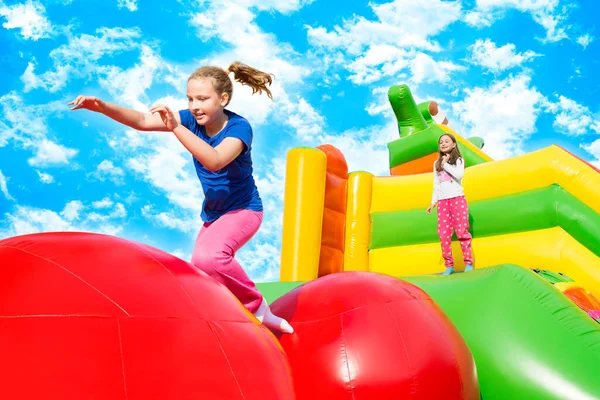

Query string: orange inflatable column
316 144 349 277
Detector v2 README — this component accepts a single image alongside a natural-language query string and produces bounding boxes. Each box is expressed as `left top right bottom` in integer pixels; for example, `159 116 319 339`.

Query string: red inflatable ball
0 232 294 400
271 271 480 400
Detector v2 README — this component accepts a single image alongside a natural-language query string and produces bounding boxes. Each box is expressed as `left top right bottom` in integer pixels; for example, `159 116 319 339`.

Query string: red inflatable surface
0 232 294 400
271 271 480 400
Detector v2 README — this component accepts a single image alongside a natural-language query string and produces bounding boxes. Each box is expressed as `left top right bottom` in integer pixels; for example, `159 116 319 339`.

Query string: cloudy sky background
0 0 598 281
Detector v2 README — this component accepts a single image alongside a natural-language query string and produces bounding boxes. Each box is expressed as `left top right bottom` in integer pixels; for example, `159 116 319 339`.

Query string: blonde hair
188 61 274 106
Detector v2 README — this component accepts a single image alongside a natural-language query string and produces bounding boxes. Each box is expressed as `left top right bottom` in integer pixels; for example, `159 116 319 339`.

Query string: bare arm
68 96 179 132
173 126 244 171
149 104 244 172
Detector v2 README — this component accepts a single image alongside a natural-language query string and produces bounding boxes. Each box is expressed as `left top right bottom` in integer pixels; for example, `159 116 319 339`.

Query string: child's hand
68 95 103 112
149 104 179 131
426 203 435 214
442 154 450 164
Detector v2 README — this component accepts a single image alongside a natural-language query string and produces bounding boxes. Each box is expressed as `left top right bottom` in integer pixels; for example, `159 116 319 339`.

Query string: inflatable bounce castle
1 84 599 399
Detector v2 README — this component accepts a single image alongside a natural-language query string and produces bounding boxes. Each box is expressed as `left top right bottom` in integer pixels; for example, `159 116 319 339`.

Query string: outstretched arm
149 104 244 172
68 96 179 132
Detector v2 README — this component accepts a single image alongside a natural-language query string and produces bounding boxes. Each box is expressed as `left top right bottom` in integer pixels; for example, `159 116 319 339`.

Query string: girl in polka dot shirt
426 133 474 276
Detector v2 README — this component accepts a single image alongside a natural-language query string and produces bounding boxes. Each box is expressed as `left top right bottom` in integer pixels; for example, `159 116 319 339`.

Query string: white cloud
465 0 569 43
464 10 495 27
346 45 409 85
320 123 399 176
117 0 137 11
452 74 545 159
106 129 155 151
365 86 395 117
305 0 463 86
0 92 77 168
204 0 314 14
410 53 465 84
21 59 69 93
110 203 127 218
92 160 125 185
469 39 540 72
22 27 144 93
346 48 463 86
170 248 188 260
237 241 281 282
27 138 78 166
0 170 14 200
1 201 125 239
36 170 54 184
4 206 77 237
141 204 196 233
307 0 461 55
581 139 600 168
279 96 325 140
576 34 593 49
92 197 114 209
125 132 204 213
60 200 83 221
0 0 53 40
0 91 47 147
545 95 599 136
97 45 164 111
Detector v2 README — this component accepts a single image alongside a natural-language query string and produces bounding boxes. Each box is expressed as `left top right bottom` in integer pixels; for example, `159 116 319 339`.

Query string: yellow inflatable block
344 172 373 272
280 148 327 282
554 282 580 292
370 145 600 215
369 227 600 300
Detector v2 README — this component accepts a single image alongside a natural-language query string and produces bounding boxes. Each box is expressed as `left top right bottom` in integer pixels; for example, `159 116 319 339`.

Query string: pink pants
437 196 474 268
191 209 263 313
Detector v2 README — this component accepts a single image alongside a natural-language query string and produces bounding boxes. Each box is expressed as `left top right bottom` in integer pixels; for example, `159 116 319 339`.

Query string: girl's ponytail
188 62 274 106
227 61 274 100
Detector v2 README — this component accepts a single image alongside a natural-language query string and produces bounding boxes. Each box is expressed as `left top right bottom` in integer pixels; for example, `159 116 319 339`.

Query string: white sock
254 298 294 334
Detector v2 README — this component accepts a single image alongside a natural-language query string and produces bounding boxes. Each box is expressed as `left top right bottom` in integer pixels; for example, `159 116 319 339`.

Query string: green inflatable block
404 265 600 400
532 269 575 284
468 136 485 149
388 84 429 138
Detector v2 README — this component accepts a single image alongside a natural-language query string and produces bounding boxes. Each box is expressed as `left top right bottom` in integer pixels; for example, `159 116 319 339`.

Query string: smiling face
186 78 229 126
439 134 456 154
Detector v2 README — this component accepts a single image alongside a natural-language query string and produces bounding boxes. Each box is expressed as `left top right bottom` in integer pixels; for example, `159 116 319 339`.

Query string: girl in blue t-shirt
69 61 293 334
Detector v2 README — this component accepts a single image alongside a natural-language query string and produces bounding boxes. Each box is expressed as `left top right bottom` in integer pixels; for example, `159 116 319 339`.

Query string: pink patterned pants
437 196 474 268
191 209 263 313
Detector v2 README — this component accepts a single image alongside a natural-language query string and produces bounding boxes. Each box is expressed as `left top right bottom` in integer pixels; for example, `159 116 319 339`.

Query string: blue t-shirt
178 109 263 222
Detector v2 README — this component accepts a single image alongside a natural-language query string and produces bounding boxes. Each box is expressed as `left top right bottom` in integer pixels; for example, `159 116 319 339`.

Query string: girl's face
439 135 456 154
186 78 229 125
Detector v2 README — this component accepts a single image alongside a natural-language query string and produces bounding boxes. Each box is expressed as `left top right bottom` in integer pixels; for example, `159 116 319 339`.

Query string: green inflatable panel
370 184 600 257
468 136 485 149
388 84 428 138
404 265 600 399
533 269 575 285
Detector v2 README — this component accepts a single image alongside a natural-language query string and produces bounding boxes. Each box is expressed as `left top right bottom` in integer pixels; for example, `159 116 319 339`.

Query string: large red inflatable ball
271 271 480 400
0 232 294 400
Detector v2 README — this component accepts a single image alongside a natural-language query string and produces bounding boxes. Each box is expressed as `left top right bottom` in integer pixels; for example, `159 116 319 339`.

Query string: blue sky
0 0 598 281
